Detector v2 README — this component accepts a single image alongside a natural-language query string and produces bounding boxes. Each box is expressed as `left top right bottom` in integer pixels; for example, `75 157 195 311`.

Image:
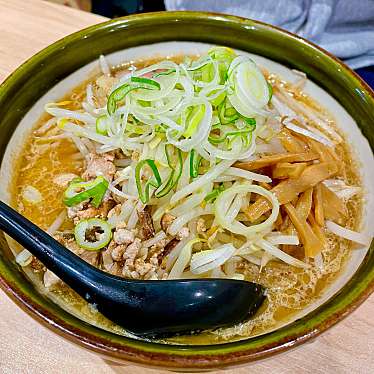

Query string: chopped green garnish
135 159 162 204
204 184 225 203
183 104 205 138
130 76 160 88
153 69 176 78
107 77 161 115
96 115 108 135
267 81 273 102
189 149 203 178
74 218 112 251
155 145 183 198
63 176 109 208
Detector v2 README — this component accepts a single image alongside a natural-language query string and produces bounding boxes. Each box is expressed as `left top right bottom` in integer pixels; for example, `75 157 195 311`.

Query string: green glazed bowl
0 12 373 370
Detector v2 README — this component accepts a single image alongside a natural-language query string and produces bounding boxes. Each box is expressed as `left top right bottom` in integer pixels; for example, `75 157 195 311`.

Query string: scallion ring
189 149 203 178
218 99 239 124
204 184 225 203
155 144 183 198
135 159 162 204
96 115 108 135
208 128 253 145
183 104 205 138
153 69 176 78
107 77 161 115
74 218 112 251
267 82 273 102
130 76 161 88
63 176 109 208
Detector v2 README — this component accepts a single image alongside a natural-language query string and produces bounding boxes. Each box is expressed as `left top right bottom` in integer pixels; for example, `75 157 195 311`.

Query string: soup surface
10 48 365 344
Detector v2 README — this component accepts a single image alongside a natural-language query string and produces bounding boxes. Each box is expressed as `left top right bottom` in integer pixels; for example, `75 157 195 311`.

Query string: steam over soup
11 47 370 343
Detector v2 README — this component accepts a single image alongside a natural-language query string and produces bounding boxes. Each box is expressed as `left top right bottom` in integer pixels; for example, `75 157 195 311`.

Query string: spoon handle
0 201 267 336
0 200 110 294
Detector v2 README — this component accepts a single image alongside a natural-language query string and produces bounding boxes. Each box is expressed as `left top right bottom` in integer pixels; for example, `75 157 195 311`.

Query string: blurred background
47 0 373 87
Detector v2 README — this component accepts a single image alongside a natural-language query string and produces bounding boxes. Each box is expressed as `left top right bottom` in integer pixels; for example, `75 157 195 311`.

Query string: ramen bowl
0 12 373 370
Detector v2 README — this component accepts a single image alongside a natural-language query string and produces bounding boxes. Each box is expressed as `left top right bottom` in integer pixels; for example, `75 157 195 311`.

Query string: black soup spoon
0 201 266 337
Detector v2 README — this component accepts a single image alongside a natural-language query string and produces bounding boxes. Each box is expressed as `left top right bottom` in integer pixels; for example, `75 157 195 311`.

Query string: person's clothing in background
91 0 165 17
44 0 374 89
165 0 374 70
47 0 165 17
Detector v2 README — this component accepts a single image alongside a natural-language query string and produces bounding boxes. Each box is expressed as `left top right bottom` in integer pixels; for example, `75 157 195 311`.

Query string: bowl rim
0 10 373 370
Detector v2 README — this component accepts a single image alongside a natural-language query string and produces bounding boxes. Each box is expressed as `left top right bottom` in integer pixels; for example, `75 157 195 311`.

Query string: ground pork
124 252 167 280
122 238 142 266
56 205 172 281
111 244 127 261
108 203 121 219
82 152 116 182
196 218 207 234
107 203 127 228
113 228 135 245
101 247 115 271
131 150 140 162
67 200 115 224
151 237 170 251
176 227 190 240
93 75 117 107
160 213 175 232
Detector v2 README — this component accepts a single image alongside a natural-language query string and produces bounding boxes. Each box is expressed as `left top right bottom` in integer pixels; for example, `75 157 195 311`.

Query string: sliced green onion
225 107 237 117
155 145 183 198
135 159 162 204
267 82 273 102
74 218 112 251
107 84 137 115
242 117 256 128
208 46 236 84
153 69 176 77
218 99 239 124
96 115 108 135
242 130 254 147
137 99 151 107
130 76 161 88
201 63 215 83
208 46 236 61
155 124 167 133
63 176 109 208
209 91 226 107
149 136 162 149
204 184 225 203
189 149 202 178
183 104 205 138
208 128 253 144
227 56 270 113
186 57 212 72
126 122 148 135
107 78 161 115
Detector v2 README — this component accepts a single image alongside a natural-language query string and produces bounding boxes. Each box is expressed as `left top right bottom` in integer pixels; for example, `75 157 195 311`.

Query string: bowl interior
0 13 373 369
